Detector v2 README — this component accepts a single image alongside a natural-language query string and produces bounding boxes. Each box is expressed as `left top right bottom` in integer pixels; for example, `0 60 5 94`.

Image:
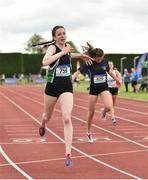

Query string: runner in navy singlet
73 43 121 143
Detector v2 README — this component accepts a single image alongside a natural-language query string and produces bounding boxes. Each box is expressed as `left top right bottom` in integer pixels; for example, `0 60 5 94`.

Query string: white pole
133 56 139 69
120 57 127 76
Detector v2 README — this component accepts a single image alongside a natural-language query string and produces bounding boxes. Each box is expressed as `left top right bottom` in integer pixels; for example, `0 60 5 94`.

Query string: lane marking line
74 104 148 128
0 91 143 179
0 145 33 179
1 148 148 169
74 96 148 115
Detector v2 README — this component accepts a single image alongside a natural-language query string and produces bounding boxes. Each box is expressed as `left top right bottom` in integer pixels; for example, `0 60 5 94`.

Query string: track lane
0 86 148 179
0 91 138 179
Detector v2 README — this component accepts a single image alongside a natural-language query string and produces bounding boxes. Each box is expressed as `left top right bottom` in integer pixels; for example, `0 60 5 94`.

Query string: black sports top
78 59 110 86
47 44 72 84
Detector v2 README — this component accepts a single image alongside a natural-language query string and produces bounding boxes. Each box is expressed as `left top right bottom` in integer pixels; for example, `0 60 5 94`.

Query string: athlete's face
95 54 104 63
54 28 67 45
109 62 114 69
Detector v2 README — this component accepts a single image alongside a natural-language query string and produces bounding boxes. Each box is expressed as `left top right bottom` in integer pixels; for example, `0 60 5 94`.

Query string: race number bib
94 75 106 84
56 65 70 77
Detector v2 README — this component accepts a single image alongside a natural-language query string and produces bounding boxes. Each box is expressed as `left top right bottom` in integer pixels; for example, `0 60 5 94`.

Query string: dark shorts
131 81 137 86
89 84 109 96
45 82 73 97
108 87 118 95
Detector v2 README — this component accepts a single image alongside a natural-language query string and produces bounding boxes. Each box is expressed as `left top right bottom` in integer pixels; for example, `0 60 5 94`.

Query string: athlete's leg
87 95 98 133
86 95 98 143
41 94 58 127
59 92 73 156
100 90 114 119
112 95 117 106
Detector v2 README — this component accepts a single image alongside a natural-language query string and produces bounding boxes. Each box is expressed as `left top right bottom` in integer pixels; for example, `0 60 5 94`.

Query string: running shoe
87 132 94 143
39 127 45 136
112 118 116 124
65 154 73 167
100 108 106 120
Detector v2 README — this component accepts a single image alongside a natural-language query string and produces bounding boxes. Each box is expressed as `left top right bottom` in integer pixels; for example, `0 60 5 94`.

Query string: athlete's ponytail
31 40 55 47
32 25 65 47
82 42 104 58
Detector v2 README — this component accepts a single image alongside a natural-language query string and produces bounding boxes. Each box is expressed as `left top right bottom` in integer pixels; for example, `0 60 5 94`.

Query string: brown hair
49 25 65 45
83 42 104 58
51 25 65 37
31 25 65 47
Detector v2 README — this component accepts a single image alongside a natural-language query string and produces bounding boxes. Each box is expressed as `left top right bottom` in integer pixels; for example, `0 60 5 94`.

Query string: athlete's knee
104 105 112 112
63 118 71 125
62 112 71 125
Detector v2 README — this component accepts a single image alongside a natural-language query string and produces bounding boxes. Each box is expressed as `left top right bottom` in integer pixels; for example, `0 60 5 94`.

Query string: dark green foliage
105 53 141 72
0 53 43 77
0 53 22 77
23 54 43 75
0 53 142 77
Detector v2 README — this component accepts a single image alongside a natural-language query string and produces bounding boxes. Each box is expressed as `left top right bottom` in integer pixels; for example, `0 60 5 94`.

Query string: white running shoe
112 118 116 124
87 132 94 143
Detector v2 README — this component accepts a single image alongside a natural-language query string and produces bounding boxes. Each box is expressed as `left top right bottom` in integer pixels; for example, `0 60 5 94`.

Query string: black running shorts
45 82 73 97
89 84 109 96
108 87 118 95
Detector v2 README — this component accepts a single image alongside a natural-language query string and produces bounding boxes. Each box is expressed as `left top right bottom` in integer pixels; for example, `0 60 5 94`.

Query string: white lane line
116 128 147 131
0 92 143 179
6 130 37 132
72 114 148 149
75 96 148 114
0 145 33 179
73 132 101 135
74 104 148 128
1 147 148 169
134 135 148 137
8 134 38 136
0 141 86 145
1 139 147 145
115 125 139 127
5 127 36 129
5 88 148 125
124 132 148 134
4 89 148 148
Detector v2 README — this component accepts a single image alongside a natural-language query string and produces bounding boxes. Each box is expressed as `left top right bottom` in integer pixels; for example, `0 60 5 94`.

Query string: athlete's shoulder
47 44 56 51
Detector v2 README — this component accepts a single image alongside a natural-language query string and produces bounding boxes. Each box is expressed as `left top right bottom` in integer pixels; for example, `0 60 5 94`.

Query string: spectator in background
0 74 5 85
123 68 130 92
131 68 139 93
139 74 147 92
19 73 24 81
13 73 16 79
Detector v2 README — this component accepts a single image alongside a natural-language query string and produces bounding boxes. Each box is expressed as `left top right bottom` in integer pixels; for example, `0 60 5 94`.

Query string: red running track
0 85 148 179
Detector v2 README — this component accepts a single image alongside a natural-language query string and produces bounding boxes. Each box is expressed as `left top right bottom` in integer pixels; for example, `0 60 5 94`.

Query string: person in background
123 68 130 92
107 61 122 122
0 74 5 85
139 74 147 92
38 25 93 167
72 43 121 143
131 67 139 93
